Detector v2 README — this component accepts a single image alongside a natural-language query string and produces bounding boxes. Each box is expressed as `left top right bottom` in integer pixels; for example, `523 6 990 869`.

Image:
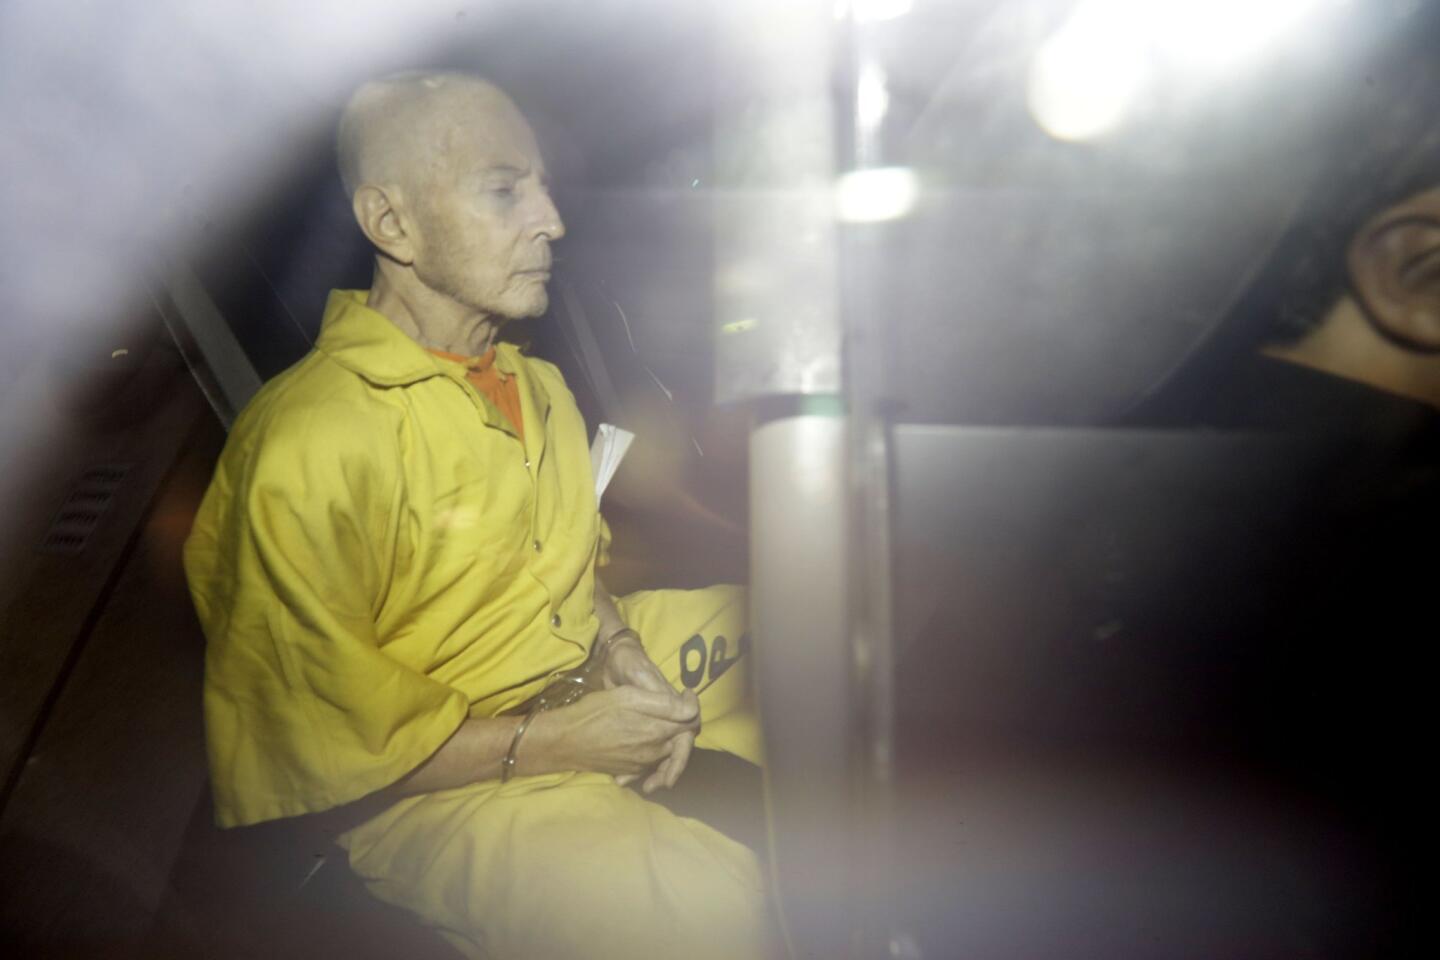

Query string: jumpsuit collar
316 289 552 454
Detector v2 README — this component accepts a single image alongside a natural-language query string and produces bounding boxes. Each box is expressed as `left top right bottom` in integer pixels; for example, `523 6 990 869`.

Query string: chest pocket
391 389 534 616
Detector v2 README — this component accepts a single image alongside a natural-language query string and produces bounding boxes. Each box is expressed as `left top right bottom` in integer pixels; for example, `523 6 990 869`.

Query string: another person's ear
352 184 418 265
1347 187 1440 352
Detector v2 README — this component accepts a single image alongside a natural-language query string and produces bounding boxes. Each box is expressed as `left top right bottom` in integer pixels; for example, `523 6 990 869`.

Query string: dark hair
1123 6 1440 425
1266 18 1440 342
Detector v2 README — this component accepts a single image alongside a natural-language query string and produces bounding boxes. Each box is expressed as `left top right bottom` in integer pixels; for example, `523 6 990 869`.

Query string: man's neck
366 261 504 356
1262 296 1440 412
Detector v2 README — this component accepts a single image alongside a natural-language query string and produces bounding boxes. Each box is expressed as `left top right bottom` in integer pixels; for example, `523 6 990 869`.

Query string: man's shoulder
229 348 403 461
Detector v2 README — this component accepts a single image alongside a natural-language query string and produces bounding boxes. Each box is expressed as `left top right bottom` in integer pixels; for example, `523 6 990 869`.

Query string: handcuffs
498 628 642 782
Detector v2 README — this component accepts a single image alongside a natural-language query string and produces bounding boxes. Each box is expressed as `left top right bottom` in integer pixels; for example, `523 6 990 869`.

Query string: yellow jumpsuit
184 290 773 959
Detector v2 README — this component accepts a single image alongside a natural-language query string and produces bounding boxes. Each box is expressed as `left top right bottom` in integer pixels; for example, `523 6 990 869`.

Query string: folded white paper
589 423 635 505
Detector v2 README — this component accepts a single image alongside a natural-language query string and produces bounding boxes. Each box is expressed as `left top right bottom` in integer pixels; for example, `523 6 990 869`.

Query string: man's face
409 95 565 320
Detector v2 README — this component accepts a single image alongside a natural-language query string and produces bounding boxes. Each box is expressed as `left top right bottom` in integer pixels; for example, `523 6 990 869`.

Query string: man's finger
646 730 693 794
607 647 672 696
642 734 680 794
627 659 673 696
645 737 680 794
618 686 699 722
664 731 694 789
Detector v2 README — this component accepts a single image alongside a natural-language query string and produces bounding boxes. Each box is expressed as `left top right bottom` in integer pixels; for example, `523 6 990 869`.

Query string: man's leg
340 586 773 959
615 585 761 765
340 773 776 960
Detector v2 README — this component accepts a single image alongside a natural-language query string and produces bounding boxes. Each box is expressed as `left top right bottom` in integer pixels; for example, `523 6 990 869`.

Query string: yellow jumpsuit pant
338 585 776 960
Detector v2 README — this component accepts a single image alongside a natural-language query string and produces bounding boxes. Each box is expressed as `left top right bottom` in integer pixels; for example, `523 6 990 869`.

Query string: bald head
337 71 564 331
337 72 525 199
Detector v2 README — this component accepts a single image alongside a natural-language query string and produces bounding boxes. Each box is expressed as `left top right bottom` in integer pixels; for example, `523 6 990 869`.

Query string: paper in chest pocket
589 422 634 506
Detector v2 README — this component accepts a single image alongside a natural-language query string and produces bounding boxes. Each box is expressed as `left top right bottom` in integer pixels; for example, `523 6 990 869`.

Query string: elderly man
184 72 775 959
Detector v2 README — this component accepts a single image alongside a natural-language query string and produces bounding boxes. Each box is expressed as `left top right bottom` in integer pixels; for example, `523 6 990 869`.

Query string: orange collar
428 346 509 380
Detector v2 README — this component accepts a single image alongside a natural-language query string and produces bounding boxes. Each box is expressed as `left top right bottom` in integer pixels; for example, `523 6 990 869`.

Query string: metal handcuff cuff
498 628 642 782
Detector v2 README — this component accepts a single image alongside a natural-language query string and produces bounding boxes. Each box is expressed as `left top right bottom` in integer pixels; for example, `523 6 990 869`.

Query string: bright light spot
837 0 914 22
1147 0 1332 71
110 348 130 359
856 62 890 132
836 167 918 223
1027 0 1335 143
1027 2 1147 142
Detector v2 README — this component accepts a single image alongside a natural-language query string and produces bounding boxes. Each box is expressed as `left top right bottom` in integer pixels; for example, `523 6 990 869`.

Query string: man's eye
488 183 517 197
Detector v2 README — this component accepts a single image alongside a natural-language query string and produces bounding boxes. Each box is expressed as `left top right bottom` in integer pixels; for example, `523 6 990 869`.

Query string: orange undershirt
430 347 525 444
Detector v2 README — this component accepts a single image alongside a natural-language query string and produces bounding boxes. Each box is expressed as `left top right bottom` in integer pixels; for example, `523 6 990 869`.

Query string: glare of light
1147 0 1333 71
1027 2 1148 143
1026 0 1335 143
856 62 890 132
835 167 918 223
834 0 913 21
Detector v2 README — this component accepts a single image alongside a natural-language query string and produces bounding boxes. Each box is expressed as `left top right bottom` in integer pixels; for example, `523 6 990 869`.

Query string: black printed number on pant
679 633 751 690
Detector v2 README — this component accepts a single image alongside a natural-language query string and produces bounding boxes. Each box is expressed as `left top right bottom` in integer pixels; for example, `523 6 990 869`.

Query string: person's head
1268 161 1440 356
1134 8 1440 421
1326 184 1440 353
1248 144 1440 411
1262 16 1440 353
337 72 564 320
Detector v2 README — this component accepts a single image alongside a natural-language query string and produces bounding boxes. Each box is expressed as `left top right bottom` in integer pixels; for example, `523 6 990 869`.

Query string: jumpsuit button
533 539 543 553
524 459 531 469
551 613 562 628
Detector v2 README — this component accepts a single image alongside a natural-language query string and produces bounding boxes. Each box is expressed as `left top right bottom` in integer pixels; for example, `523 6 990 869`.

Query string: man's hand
523 686 699 783
601 635 668 694
602 637 697 794
593 580 698 793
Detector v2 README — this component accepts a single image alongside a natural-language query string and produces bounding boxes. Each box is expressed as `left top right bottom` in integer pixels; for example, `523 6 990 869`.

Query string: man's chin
450 286 549 322
502 290 549 320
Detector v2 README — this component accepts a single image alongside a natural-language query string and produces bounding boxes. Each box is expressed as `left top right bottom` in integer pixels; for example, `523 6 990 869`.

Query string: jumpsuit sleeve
185 400 469 828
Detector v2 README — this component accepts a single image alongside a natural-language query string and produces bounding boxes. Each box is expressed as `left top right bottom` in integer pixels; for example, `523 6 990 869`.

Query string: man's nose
533 189 565 241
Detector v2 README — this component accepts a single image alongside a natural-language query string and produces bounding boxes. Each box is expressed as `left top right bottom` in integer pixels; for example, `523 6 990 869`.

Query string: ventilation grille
38 464 133 555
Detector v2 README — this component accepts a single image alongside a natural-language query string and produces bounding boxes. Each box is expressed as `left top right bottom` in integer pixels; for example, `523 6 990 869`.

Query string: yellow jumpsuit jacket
184 290 771 959
185 289 606 827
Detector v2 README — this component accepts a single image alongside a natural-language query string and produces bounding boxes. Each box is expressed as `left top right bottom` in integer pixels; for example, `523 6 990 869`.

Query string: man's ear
1347 191 1440 352
352 184 417 266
